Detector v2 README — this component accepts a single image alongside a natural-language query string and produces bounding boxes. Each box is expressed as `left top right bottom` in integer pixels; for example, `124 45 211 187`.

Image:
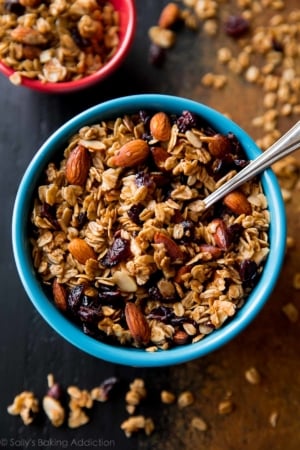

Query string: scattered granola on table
7 391 39 425
120 415 155 438
0 0 120 84
30 109 270 350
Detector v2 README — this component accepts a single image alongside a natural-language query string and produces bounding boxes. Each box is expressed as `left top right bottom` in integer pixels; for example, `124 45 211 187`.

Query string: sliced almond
42 395 65 427
112 270 137 292
125 302 151 345
68 238 97 264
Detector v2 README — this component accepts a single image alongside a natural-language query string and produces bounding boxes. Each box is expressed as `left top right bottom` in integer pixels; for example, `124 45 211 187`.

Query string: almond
52 278 67 311
68 238 97 264
174 265 190 284
42 395 65 427
210 218 230 250
109 139 149 167
10 26 48 45
125 302 151 345
158 2 181 29
173 330 190 345
198 244 223 259
223 190 252 215
200 134 231 159
151 146 169 170
154 231 184 260
65 145 91 186
150 112 171 141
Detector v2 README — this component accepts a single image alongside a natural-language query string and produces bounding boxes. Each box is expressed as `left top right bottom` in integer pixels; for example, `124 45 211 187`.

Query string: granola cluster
9 366 283 436
0 0 119 84
30 110 270 350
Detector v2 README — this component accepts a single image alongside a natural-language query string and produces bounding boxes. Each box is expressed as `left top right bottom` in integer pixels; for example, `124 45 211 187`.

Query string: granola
7 391 39 425
30 109 270 350
0 0 119 84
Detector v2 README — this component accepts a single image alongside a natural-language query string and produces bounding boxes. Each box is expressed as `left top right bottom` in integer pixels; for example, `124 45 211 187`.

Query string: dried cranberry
77 305 102 323
178 220 195 243
98 284 123 305
147 306 195 327
224 15 250 38
135 171 155 189
139 110 151 126
127 203 144 225
70 27 90 48
77 212 87 228
4 0 25 15
40 203 59 229
101 235 131 268
227 132 244 156
67 285 84 311
272 38 283 52
148 43 166 67
227 223 243 245
176 110 198 133
148 286 164 302
233 158 248 169
47 383 63 400
147 305 173 322
239 260 259 286
96 376 119 401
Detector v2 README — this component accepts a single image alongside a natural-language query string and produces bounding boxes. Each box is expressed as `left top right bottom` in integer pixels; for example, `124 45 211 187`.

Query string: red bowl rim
0 0 136 93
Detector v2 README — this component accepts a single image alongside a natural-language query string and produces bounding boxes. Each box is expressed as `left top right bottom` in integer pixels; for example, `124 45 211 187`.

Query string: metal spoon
202 120 300 211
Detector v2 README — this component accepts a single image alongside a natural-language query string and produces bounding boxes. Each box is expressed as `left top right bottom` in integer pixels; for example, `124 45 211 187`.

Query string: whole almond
223 190 252 215
125 302 151 345
210 218 230 250
154 231 184 260
150 112 171 141
151 146 169 170
198 244 223 259
110 139 149 167
173 329 190 345
158 2 181 29
65 145 91 186
174 265 190 284
68 238 97 264
200 134 232 159
52 278 67 311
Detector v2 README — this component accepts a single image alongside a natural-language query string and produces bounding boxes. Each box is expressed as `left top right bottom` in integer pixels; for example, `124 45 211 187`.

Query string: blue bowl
12 94 286 367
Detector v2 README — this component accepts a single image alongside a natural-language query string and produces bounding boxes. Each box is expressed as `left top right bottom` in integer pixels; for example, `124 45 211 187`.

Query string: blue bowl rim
12 94 286 367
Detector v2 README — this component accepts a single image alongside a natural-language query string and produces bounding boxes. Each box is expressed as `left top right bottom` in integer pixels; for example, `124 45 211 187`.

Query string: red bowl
0 0 136 93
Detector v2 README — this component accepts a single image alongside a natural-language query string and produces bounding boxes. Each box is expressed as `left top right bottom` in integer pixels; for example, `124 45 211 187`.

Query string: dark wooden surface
1 1 300 449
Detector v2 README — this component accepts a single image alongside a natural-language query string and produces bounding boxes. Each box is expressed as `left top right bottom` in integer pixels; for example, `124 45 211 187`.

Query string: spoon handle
203 120 300 210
